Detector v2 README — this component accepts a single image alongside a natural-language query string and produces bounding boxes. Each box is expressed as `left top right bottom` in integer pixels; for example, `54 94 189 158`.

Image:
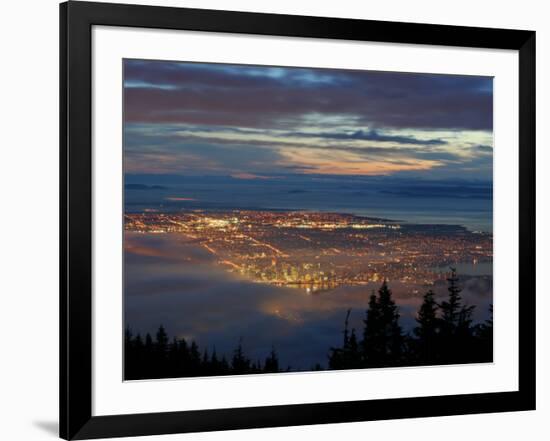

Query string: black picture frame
60 1 536 439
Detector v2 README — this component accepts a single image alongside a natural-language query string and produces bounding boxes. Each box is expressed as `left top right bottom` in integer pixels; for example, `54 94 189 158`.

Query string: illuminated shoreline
125 210 493 292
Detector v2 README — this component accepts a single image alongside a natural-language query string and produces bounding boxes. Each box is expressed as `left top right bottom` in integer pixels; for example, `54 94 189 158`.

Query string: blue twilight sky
123 59 493 181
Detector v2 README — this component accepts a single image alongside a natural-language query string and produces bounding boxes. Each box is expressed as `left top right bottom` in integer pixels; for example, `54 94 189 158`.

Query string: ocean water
125 175 493 232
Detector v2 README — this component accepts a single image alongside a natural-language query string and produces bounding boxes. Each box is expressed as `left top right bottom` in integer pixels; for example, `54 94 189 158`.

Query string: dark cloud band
124 59 493 132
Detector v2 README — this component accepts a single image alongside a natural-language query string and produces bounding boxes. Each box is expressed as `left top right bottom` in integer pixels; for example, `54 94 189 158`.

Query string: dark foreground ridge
124 269 492 380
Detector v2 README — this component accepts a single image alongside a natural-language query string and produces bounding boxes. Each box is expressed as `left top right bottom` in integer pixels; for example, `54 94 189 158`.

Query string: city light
125 211 492 292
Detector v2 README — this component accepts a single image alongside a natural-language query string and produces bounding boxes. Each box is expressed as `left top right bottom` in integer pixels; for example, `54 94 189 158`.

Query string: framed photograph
60 1 536 439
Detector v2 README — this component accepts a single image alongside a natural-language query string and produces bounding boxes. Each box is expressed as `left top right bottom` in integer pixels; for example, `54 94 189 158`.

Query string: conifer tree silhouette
362 291 381 364
189 341 201 375
231 339 251 374
346 328 362 368
264 346 280 373
438 268 475 363
440 268 463 335
329 309 361 369
362 281 403 367
473 304 493 362
414 290 440 364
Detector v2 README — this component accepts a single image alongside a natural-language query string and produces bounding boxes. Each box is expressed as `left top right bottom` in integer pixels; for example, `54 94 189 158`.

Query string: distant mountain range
125 183 167 190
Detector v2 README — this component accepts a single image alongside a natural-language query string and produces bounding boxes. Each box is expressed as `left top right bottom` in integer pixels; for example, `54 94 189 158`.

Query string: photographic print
123 59 494 380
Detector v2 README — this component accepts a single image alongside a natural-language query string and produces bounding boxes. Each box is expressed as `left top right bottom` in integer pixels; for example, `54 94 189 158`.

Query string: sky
123 59 493 181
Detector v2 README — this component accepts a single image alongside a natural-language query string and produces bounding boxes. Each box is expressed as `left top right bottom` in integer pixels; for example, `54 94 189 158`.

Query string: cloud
289 129 447 146
231 173 277 180
472 144 493 154
124 59 493 132
123 60 493 179
124 126 285 174
124 120 493 178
